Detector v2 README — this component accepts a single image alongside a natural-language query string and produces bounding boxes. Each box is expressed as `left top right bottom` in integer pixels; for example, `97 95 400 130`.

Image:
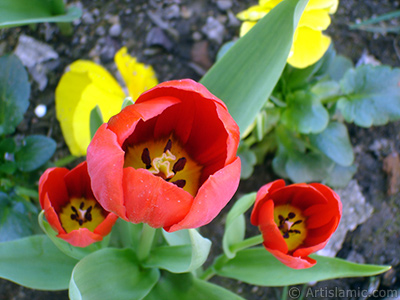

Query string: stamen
70 214 76 220
292 220 302 226
173 157 186 173
71 206 78 214
288 212 296 219
80 202 84 209
172 179 186 188
141 148 152 169
164 139 172 153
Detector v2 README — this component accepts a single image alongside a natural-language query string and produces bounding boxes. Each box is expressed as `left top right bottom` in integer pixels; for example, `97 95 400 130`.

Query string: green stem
199 235 264 281
281 286 288 300
229 234 263 253
137 223 156 261
320 95 342 105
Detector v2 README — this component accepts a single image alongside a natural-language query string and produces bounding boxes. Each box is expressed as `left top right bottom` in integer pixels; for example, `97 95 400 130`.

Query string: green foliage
69 248 160 300
337 64 400 127
0 235 77 290
89 105 104 139
0 54 30 136
0 0 81 28
241 45 400 186
215 248 391 287
201 0 308 134
143 272 246 300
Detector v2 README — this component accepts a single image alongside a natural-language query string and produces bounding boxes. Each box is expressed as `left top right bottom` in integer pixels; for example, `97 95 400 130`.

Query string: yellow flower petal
306 0 339 13
114 47 158 101
239 21 258 37
259 0 283 8
299 9 331 31
55 60 125 156
287 27 331 69
237 5 269 22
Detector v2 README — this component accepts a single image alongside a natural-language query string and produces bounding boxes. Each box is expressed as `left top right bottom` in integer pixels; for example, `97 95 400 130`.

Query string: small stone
14 35 58 68
96 26 106 36
82 11 95 24
192 31 202 41
146 27 174 51
201 16 225 44
164 4 180 19
383 152 400 196
180 6 192 19
216 0 232 11
191 40 212 70
34 104 47 118
109 23 122 37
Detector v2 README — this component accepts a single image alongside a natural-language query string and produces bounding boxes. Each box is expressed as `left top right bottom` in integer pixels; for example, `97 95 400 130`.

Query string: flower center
59 198 106 233
124 137 202 196
274 205 307 252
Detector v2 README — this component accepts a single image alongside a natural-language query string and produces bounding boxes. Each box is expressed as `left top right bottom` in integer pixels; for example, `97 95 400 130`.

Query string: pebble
201 16 225 44
146 27 174 51
34 105 47 118
14 35 58 68
164 4 180 19
109 23 122 37
216 0 232 11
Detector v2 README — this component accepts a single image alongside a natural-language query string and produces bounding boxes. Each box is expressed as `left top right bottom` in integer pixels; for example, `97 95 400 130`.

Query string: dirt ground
0 0 400 299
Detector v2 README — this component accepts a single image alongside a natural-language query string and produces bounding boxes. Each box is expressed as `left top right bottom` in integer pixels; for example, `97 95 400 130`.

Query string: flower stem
229 234 263 253
281 286 288 300
137 223 156 261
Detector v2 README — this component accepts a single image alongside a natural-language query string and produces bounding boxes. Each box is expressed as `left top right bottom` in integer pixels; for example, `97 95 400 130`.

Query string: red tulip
87 79 241 232
251 179 342 269
39 162 118 247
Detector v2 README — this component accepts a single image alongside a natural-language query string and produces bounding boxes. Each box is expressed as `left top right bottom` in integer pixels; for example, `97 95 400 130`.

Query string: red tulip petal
122 167 193 228
42 194 66 234
250 179 286 225
293 239 329 258
267 247 316 269
257 199 288 253
136 79 228 111
270 184 327 209
87 124 126 220
94 213 119 236
167 156 241 232
64 161 94 200
39 167 69 211
107 97 180 146
303 216 339 246
58 228 103 248
310 183 342 216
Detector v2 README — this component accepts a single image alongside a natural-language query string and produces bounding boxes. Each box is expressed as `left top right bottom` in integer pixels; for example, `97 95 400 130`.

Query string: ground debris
383 151 400 196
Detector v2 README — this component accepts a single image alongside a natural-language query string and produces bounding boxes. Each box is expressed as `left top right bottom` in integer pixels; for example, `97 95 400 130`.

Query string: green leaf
200 0 308 134
121 97 135 109
216 40 236 61
144 272 246 300
156 229 211 273
15 135 56 171
0 235 77 290
338 64 400 127
69 248 160 300
0 137 16 154
223 192 256 259
215 248 391 286
89 105 103 139
0 193 35 242
309 122 354 166
311 80 341 100
328 55 354 81
0 161 17 175
0 0 81 28
0 54 30 135
281 90 329 134
323 163 357 188
286 151 334 183
38 211 110 260
237 143 257 179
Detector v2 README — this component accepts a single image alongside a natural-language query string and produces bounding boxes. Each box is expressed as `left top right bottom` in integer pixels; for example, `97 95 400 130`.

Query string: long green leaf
0 235 77 290
0 0 81 28
200 0 308 134
215 248 391 286
143 272 246 300
69 248 160 300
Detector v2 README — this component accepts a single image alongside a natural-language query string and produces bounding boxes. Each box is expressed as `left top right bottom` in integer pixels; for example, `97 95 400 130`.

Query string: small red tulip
251 179 342 269
87 79 241 232
39 162 118 247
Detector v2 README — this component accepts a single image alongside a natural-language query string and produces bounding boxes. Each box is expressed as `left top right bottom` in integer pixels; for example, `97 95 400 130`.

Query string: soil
1 0 400 299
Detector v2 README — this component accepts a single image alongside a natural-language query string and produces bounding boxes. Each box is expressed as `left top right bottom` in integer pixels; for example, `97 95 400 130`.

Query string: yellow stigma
124 136 203 196
59 198 105 233
274 204 307 252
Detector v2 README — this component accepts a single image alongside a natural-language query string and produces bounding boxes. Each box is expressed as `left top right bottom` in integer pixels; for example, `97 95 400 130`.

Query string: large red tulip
39 162 118 247
251 179 342 269
87 79 241 232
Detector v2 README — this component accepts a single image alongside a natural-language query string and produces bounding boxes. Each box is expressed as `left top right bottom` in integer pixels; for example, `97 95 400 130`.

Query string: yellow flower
237 0 338 68
55 47 158 156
